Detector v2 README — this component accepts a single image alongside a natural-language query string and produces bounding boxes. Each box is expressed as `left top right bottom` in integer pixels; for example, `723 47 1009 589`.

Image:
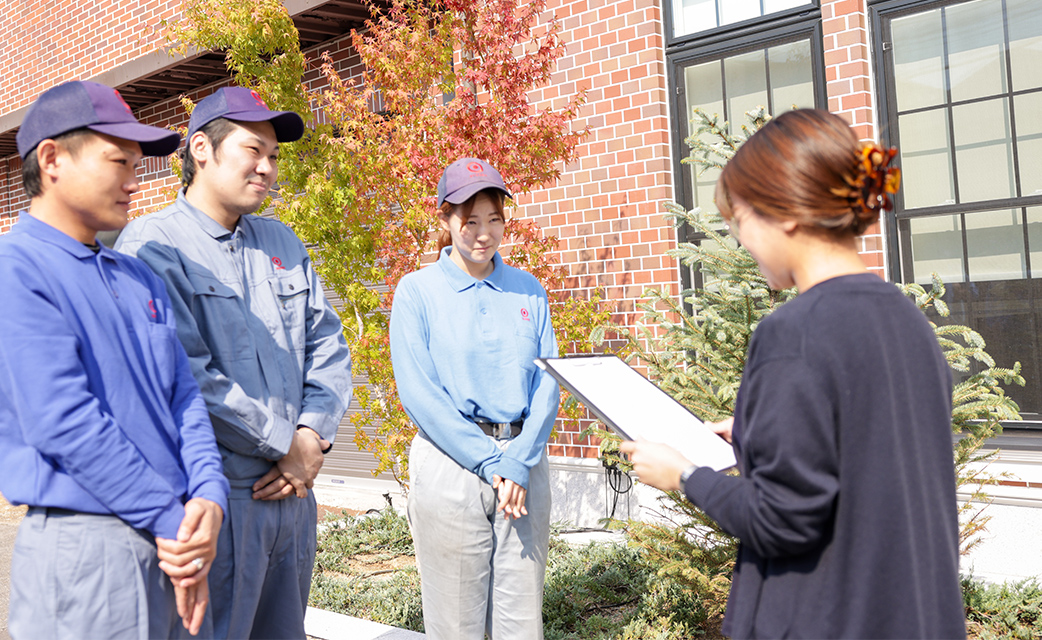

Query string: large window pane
769 41 814 110
684 61 724 210
899 109 954 209
720 0 762 27
965 209 1025 281
952 98 1014 203
682 39 815 212
892 8 945 111
671 0 807 38
672 0 716 39
908 214 965 283
886 0 1042 419
946 0 1007 102
685 61 723 112
1007 0 1042 91
724 51 768 124
1015 92 1042 197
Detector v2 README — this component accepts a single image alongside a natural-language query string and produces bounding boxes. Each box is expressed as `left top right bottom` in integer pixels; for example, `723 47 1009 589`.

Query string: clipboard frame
535 353 701 441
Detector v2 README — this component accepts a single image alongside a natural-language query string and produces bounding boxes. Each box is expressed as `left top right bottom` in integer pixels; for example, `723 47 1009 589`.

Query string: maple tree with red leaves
170 0 607 485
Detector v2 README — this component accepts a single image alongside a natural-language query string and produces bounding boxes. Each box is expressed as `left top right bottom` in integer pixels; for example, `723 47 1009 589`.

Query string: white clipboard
535 354 736 471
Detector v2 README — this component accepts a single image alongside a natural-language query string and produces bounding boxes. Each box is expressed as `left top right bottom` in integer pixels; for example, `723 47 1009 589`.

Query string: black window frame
666 7 826 291
872 0 1042 423
665 0 821 49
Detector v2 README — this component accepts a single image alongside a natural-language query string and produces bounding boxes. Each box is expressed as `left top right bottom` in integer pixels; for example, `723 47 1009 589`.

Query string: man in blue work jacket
0 81 229 638
117 87 353 639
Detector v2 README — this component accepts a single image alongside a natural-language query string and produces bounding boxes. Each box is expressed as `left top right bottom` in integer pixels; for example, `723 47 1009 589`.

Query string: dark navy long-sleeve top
0 214 229 539
684 274 966 639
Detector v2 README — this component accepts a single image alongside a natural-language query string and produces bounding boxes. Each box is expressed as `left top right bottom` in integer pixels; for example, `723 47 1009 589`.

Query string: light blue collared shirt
117 191 353 489
390 247 560 489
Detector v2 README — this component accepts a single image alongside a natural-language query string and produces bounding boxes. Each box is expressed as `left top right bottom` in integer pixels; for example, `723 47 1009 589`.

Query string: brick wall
517 0 675 458
822 0 886 276
0 0 179 114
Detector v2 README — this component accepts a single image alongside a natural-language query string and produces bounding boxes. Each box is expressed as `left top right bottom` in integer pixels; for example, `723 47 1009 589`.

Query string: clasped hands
155 497 223 636
251 426 329 501
492 474 528 520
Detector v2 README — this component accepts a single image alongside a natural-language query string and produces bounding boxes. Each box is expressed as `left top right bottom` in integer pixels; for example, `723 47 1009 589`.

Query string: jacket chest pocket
269 270 310 352
186 271 252 365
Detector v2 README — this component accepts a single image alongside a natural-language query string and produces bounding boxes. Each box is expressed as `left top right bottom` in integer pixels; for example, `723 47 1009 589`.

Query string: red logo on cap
250 90 267 108
113 89 132 115
467 162 485 174
272 256 285 270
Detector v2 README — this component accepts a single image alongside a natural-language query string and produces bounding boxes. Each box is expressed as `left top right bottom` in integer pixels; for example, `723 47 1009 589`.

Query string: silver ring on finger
192 557 204 572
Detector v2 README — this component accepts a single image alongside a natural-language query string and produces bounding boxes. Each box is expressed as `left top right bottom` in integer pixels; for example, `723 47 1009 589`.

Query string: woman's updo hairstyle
435 187 508 254
717 109 900 236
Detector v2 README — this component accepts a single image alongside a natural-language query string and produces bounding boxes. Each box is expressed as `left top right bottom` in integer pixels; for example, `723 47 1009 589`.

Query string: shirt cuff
683 465 723 507
191 480 231 516
150 501 187 541
297 411 339 443
490 457 530 490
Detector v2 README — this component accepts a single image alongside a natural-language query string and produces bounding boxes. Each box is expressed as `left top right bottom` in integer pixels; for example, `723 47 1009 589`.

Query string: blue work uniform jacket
116 192 353 490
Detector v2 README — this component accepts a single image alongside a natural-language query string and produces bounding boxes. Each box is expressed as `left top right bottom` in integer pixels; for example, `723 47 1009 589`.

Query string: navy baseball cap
437 158 513 208
17 81 181 159
188 87 305 143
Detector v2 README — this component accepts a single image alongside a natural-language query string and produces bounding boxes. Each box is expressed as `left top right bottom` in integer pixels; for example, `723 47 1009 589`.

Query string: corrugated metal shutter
321 286 395 482
261 204 394 482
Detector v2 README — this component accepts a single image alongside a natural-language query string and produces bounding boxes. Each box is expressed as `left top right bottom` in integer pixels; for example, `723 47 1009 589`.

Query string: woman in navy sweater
622 110 965 639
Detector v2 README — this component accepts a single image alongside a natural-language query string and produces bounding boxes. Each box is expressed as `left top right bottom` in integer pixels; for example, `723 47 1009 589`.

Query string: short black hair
22 128 93 198
181 117 238 187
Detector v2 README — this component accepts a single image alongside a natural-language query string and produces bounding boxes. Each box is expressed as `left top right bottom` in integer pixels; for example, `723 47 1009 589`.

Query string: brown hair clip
846 143 901 215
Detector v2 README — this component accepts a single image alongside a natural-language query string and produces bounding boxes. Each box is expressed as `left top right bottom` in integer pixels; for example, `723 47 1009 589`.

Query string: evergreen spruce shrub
591 107 1025 633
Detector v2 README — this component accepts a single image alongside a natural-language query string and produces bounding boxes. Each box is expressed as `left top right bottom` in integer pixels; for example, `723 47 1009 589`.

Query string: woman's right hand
492 475 527 520
708 416 734 444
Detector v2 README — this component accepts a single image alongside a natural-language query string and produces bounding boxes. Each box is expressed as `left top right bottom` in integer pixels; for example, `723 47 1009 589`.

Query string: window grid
877 0 1042 418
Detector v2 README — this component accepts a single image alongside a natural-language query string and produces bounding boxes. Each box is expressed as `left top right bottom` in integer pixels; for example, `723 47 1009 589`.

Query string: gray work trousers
8 508 183 640
407 434 551 640
205 489 317 640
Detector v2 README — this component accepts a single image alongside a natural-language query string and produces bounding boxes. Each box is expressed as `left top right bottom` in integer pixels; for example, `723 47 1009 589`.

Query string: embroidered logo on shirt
148 300 157 319
520 308 530 321
271 256 285 270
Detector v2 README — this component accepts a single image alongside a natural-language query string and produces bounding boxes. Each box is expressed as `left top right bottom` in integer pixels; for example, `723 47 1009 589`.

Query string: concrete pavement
0 520 16 640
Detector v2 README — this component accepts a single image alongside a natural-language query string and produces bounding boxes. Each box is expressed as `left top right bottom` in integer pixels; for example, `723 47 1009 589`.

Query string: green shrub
963 577 1042 640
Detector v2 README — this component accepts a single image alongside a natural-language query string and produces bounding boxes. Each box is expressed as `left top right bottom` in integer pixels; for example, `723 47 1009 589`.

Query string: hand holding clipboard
534 355 736 471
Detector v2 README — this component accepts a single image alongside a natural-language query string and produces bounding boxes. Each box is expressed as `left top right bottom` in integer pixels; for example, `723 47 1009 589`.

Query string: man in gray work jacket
117 86 353 639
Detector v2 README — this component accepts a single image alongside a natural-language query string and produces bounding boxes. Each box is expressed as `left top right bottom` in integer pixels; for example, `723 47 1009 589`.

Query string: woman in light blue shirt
390 158 560 639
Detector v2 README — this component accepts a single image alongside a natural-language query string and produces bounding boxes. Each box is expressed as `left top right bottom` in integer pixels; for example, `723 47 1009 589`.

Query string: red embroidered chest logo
520 308 530 321
148 300 157 319
271 256 285 270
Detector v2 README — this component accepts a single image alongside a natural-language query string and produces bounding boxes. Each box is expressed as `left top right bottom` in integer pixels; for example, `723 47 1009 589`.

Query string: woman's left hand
492 475 528 520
